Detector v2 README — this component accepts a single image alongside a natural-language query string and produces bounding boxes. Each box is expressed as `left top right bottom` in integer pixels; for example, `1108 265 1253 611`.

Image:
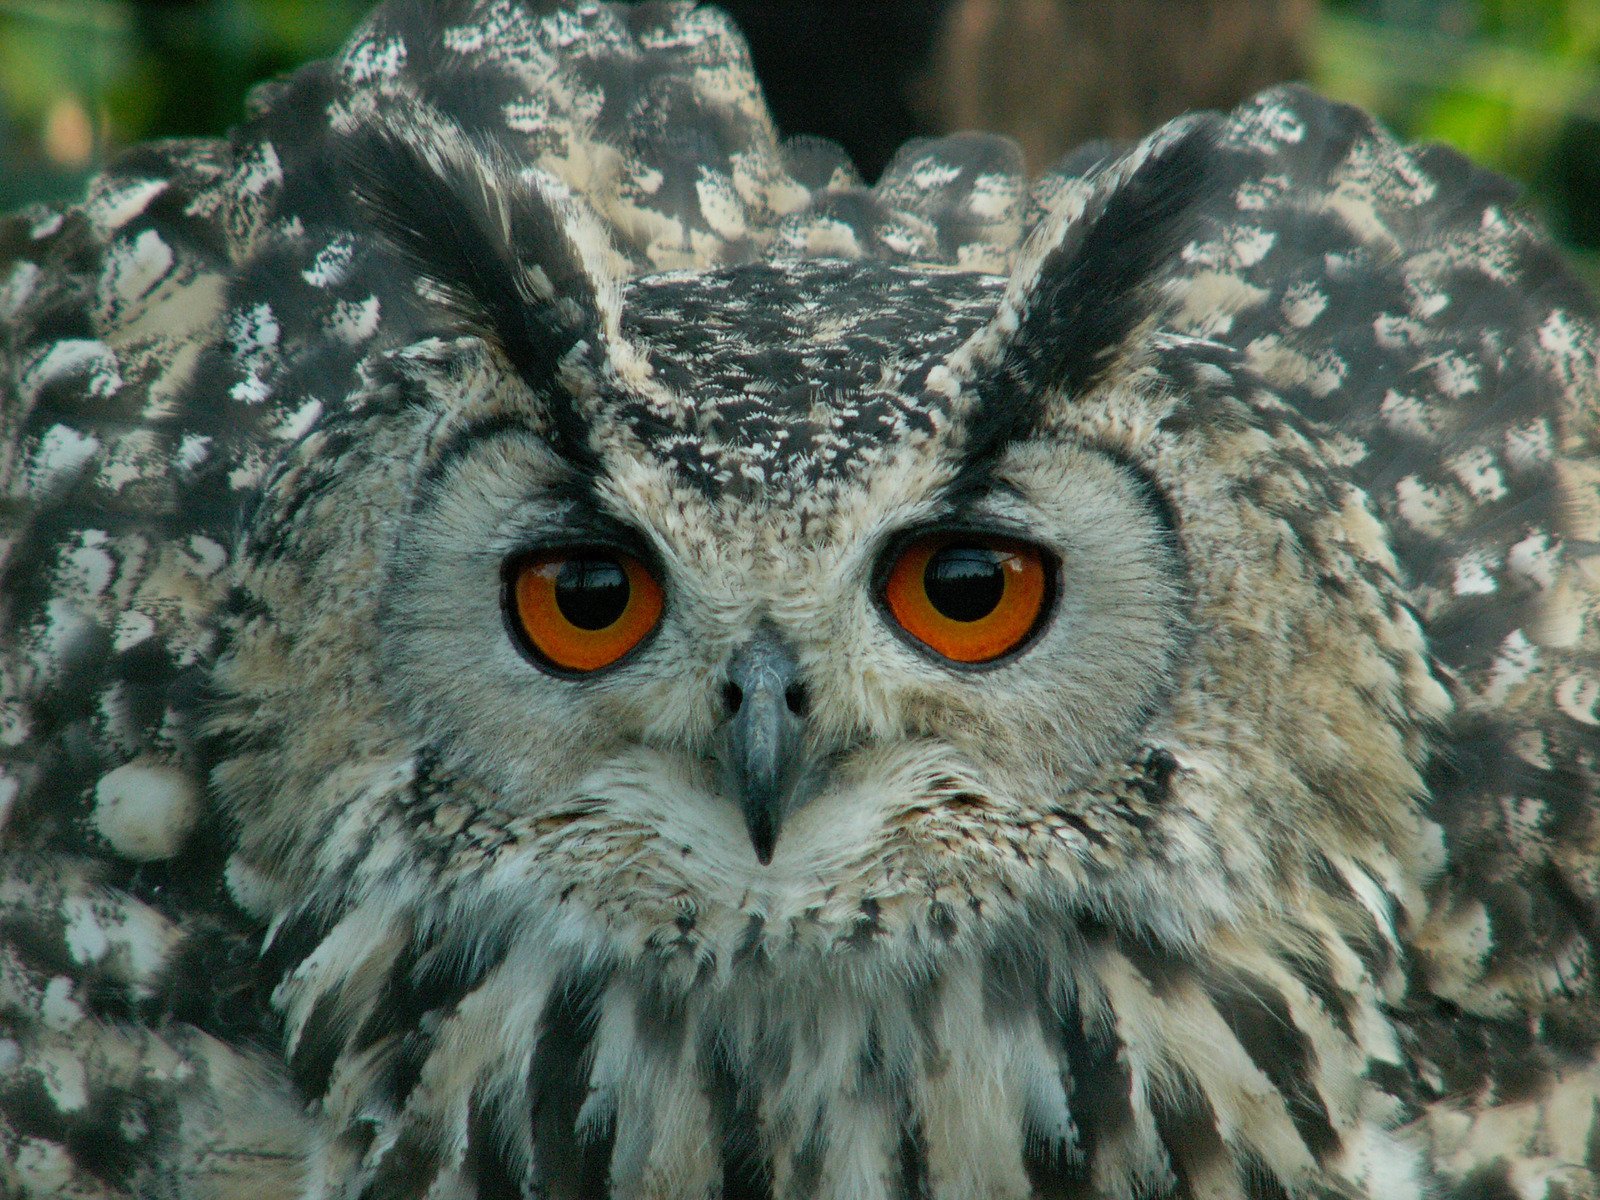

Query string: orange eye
506 549 664 673
882 535 1052 664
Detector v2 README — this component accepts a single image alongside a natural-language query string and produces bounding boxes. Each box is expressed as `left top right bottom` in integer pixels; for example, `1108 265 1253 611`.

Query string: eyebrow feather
345 115 613 475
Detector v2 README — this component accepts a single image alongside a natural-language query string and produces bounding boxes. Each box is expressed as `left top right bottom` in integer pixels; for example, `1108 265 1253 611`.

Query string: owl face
377 267 1186 953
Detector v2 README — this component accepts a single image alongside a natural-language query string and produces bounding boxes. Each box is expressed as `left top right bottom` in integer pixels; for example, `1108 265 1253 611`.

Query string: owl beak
722 630 807 865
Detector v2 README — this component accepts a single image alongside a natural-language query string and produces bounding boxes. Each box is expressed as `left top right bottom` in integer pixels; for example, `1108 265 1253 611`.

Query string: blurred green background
1318 0 1600 284
1 0 1597 285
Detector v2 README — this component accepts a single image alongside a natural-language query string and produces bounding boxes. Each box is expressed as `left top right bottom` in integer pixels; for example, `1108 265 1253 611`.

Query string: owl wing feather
1123 86 1600 1186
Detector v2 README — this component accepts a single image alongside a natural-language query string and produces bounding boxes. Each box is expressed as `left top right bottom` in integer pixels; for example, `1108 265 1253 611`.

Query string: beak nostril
784 683 808 717
722 681 744 714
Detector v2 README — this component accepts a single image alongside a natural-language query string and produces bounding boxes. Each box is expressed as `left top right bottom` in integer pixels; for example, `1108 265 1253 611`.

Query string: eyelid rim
872 524 1061 672
500 541 668 678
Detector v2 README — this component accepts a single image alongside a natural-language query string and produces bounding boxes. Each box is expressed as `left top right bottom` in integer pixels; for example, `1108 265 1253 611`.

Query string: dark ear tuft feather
1009 117 1237 396
959 118 1242 465
343 115 617 468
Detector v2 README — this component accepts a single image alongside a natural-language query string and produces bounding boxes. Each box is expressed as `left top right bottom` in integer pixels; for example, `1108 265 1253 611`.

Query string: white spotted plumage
3 3 1599 1199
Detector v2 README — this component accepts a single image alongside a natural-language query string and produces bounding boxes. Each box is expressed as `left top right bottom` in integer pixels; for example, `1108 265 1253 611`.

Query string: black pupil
554 559 630 630
923 546 1006 622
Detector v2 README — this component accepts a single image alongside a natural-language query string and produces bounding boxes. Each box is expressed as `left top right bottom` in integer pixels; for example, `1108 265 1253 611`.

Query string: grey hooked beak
721 629 808 864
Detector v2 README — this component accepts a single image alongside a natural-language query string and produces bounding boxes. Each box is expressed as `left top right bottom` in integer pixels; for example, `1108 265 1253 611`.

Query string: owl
3 2 1599 1199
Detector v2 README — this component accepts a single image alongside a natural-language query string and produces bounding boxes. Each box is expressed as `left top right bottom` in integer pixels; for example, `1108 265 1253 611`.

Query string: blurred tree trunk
929 0 1317 172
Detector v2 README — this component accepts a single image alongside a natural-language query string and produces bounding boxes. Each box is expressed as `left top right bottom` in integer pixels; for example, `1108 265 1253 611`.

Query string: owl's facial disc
498 529 1066 863
375 258 1185 949
497 519 1073 864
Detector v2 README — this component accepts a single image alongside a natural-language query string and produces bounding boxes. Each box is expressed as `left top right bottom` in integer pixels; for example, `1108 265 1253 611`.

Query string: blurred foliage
1316 0 1600 285
0 0 367 209
0 0 1596 284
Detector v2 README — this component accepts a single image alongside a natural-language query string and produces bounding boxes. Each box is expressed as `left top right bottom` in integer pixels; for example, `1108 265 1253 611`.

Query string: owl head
207 89 1447 1098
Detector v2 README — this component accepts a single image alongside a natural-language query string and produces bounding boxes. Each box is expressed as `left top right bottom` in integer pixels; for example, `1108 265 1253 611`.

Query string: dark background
2 0 1597 284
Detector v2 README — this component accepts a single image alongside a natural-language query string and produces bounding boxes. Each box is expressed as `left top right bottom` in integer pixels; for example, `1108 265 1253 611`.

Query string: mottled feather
2 3 1598 1199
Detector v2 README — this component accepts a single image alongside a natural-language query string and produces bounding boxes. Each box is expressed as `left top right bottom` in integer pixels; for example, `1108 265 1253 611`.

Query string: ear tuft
1006 116 1237 395
955 117 1242 463
343 110 622 464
